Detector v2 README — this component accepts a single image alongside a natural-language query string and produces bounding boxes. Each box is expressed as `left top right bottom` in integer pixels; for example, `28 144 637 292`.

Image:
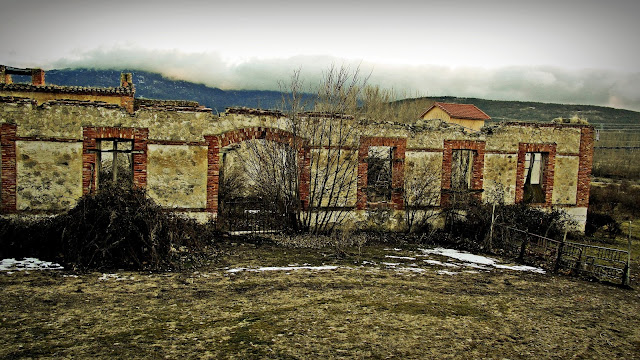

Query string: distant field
593 130 640 179
1 242 639 359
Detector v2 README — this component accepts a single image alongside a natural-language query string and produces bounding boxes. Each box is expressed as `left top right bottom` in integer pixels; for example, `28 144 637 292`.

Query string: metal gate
218 197 293 234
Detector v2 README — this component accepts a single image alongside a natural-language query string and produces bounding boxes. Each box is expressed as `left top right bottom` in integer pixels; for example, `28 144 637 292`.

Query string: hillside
44 68 286 113
400 96 640 128
38 69 640 127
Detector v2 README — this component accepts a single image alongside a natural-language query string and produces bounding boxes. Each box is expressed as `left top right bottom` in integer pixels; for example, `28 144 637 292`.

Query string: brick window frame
515 143 556 206
204 128 310 215
357 137 406 210
82 126 148 195
441 140 485 206
1 123 17 213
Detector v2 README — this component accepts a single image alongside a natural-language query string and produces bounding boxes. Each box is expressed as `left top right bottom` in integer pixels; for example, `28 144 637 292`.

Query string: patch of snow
395 267 426 273
99 273 135 281
459 262 492 271
226 265 339 273
385 255 417 261
494 264 546 274
437 270 459 275
419 248 544 273
381 262 400 267
421 248 495 265
0 258 63 271
384 248 403 251
423 259 459 268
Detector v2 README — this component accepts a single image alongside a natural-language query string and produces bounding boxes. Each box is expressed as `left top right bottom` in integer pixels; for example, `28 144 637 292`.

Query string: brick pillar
0 65 9 84
205 135 220 215
356 140 370 210
576 127 594 207
82 127 98 195
1 124 17 213
132 128 148 189
121 95 135 114
31 69 45 86
391 141 406 210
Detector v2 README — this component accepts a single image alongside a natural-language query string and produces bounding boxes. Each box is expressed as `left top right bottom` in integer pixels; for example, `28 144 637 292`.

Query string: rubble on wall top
501 120 592 128
0 95 37 105
135 98 211 112
225 107 285 117
302 111 354 120
40 99 123 110
224 107 357 120
0 83 134 96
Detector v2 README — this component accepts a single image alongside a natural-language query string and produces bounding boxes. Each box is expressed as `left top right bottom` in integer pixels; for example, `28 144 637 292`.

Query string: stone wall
0 98 594 230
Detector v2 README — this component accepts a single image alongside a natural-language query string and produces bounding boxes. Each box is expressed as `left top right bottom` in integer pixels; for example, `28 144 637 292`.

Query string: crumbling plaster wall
146 144 208 209
16 141 82 211
1 100 593 229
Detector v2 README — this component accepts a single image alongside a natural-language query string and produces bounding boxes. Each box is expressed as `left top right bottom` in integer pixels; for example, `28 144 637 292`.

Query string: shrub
0 184 217 271
585 211 621 239
438 200 569 252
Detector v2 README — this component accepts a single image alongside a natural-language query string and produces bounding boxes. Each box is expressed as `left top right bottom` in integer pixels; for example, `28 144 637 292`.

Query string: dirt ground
1 241 639 359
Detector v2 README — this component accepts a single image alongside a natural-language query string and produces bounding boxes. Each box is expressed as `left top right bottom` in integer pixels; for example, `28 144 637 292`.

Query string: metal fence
494 224 631 286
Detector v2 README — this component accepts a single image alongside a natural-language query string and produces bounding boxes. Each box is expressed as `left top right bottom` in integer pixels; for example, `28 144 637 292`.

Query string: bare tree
403 159 441 233
226 65 430 234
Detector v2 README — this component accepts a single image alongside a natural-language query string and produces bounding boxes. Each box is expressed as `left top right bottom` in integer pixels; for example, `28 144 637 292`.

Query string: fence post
573 247 583 275
518 232 529 263
487 203 496 252
554 229 568 273
623 221 632 286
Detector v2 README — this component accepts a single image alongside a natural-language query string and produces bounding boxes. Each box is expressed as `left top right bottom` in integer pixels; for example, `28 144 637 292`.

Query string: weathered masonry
0 67 594 230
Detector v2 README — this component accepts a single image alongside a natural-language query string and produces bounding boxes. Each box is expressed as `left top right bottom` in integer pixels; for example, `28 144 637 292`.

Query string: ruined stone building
0 66 594 230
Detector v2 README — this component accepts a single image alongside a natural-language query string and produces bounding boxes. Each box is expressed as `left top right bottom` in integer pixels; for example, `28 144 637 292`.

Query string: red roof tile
421 102 491 121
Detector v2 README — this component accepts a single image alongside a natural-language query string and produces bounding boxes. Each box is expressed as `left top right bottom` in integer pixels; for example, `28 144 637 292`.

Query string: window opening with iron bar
95 139 134 189
451 149 475 191
367 146 393 203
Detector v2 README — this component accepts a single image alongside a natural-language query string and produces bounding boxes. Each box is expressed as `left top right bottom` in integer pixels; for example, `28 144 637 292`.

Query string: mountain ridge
35 68 640 127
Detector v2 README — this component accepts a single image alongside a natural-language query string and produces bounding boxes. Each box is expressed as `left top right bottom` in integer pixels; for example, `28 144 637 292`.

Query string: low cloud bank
51 48 640 111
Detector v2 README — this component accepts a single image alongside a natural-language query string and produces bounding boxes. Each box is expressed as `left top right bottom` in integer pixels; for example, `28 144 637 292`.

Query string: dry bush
0 184 218 271
434 199 570 252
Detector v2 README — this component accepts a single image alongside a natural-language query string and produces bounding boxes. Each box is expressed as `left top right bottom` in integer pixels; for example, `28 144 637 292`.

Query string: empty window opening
367 146 393 202
523 152 546 203
96 139 133 189
451 149 475 191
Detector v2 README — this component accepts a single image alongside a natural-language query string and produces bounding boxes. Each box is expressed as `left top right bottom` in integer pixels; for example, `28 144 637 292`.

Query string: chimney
0 65 11 84
120 73 133 87
31 68 45 86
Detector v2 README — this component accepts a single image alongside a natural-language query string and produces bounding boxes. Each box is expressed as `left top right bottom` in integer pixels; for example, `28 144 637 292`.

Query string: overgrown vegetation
0 184 217 271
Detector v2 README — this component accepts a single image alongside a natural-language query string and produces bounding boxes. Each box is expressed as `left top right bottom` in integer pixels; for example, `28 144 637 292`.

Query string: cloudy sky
2 0 640 110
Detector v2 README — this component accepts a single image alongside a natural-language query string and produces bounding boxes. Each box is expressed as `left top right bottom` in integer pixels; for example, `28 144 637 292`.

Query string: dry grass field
2 241 639 359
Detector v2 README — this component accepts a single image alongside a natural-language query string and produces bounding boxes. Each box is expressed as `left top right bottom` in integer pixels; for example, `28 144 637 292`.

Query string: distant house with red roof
420 102 491 131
